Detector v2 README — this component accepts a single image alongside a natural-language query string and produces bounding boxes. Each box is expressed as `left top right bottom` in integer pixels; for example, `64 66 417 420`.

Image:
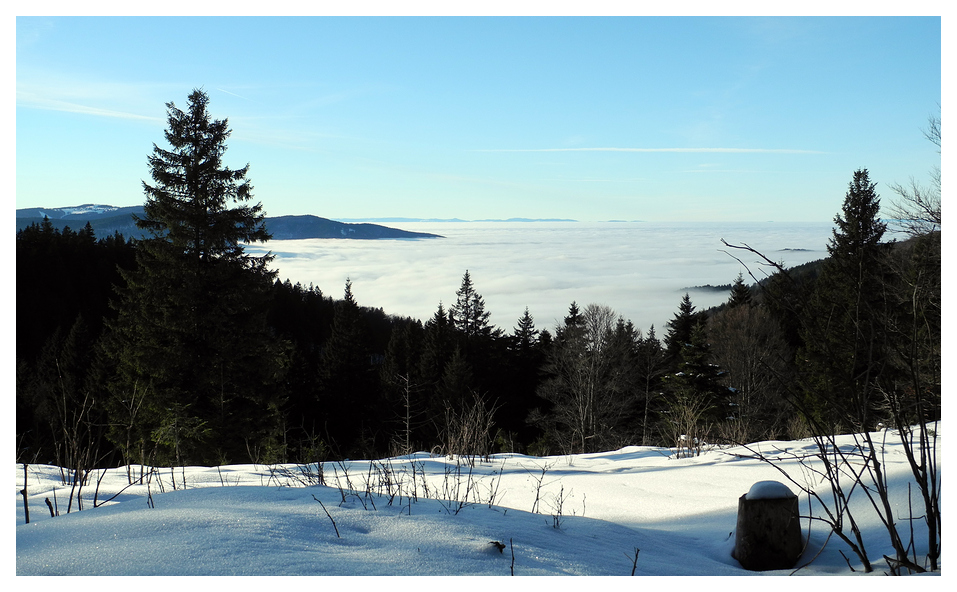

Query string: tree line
16 91 940 478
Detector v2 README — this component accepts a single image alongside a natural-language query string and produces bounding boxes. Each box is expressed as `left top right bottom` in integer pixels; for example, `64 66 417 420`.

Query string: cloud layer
249 221 834 333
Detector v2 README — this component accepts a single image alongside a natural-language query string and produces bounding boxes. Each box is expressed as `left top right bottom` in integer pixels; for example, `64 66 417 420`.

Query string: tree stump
732 481 802 571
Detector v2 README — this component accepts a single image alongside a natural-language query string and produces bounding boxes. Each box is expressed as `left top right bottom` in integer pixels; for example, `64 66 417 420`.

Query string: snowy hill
15 427 941 576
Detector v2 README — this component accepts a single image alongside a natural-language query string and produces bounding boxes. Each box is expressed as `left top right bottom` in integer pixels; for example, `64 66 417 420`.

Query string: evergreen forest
16 91 941 477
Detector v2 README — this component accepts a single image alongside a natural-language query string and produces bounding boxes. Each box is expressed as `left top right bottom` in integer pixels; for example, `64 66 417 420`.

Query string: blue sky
15 14 941 222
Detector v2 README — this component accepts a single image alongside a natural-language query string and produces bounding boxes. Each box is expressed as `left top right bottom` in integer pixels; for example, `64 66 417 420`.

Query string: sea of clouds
248 221 836 335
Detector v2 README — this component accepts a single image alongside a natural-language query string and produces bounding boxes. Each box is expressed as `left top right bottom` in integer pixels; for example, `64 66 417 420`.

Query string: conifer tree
105 89 287 465
318 279 378 456
662 321 731 453
319 280 365 384
499 307 544 445
420 303 453 389
512 307 539 352
449 270 493 343
727 272 753 308
800 168 892 431
635 325 667 445
439 346 474 412
664 293 700 364
562 301 582 330
382 318 424 388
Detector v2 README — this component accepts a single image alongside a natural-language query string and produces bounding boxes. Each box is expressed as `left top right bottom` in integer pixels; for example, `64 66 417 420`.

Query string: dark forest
17 91 940 479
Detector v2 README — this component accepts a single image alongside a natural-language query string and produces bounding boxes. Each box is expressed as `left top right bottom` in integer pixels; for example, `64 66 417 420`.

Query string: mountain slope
15 205 443 240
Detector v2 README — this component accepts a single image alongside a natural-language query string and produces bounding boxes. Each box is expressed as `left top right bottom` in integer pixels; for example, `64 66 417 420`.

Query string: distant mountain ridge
16 204 443 240
337 217 578 223
16 204 145 221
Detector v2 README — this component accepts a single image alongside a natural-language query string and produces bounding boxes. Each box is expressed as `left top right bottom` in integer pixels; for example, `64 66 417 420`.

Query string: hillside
15 204 443 240
16 427 941 576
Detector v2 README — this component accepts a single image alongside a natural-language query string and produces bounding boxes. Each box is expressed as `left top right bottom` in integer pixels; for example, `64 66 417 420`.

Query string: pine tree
498 307 544 445
420 302 453 389
663 321 731 453
826 169 888 263
635 325 668 446
105 89 287 465
439 346 474 412
800 168 892 431
727 272 753 308
318 279 378 456
562 301 582 329
320 280 364 380
449 270 493 343
512 307 539 352
664 293 700 364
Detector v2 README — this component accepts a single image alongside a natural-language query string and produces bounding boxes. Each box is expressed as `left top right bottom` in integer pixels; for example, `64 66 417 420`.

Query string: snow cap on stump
746 480 794 500
733 480 802 571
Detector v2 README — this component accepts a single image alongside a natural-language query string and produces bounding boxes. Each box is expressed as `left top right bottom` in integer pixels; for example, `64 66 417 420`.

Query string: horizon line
473 147 826 154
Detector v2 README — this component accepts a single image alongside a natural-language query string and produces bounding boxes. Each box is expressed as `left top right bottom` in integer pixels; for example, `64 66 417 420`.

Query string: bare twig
510 538 515 576
312 495 340 539
20 464 29 524
629 547 640 576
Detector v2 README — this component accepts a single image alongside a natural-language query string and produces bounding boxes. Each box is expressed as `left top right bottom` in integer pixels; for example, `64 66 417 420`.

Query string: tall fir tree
663 321 731 452
727 272 753 308
664 293 700 365
499 307 544 445
512 307 539 352
800 168 892 432
318 279 379 455
449 270 493 345
105 89 287 465
420 303 453 390
634 325 668 446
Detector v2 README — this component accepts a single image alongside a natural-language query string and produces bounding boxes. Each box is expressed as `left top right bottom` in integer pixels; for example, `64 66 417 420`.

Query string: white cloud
248 221 833 333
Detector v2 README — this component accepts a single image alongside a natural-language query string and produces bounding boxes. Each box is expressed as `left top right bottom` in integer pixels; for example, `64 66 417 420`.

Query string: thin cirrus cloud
16 92 161 122
474 147 826 154
16 78 172 122
215 87 254 101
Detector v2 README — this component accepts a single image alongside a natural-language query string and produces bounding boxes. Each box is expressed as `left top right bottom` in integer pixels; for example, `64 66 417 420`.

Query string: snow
15 428 941 577
745 481 795 500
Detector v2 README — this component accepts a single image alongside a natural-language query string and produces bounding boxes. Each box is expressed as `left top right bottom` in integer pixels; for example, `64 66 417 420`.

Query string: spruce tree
318 280 377 454
420 303 453 389
449 270 493 343
512 307 539 352
800 168 892 431
500 307 544 445
438 346 475 412
635 325 667 445
663 321 731 452
105 89 287 465
727 273 753 308
664 293 699 364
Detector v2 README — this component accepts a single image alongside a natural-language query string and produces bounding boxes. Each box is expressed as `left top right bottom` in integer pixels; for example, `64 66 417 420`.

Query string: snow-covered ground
15 427 941 577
